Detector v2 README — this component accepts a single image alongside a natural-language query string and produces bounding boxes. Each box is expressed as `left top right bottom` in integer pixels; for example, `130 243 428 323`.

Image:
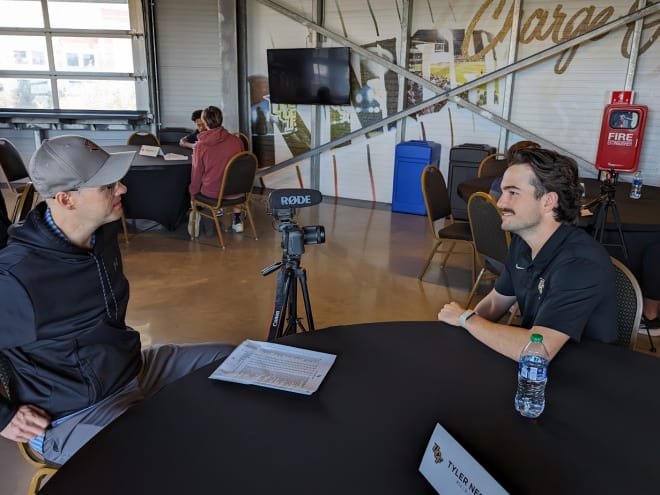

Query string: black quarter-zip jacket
0 202 141 430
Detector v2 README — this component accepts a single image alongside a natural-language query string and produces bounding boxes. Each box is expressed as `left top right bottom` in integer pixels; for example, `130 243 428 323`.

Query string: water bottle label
519 363 547 380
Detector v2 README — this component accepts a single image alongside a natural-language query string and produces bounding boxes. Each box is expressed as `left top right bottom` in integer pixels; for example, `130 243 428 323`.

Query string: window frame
0 0 149 118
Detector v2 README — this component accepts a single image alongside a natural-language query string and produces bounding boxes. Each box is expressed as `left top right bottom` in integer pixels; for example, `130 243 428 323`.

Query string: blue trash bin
392 140 442 215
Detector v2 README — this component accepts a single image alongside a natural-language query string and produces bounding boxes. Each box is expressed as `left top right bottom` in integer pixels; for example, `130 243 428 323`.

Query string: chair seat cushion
437 221 472 241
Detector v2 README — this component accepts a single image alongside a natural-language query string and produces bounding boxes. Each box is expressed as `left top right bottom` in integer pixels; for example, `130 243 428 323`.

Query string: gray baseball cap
28 135 135 198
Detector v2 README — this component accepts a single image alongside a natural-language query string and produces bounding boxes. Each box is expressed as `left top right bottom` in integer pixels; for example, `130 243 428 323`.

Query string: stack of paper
209 340 336 395
163 153 188 161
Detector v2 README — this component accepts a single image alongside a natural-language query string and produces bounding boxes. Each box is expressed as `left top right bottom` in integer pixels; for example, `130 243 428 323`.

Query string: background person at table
488 140 541 200
189 105 244 233
641 243 660 333
0 135 234 465
179 109 207 149
438 148 617 362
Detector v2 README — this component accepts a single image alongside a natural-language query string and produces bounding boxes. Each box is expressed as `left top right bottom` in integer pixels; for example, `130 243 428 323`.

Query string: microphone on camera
269 189 323 211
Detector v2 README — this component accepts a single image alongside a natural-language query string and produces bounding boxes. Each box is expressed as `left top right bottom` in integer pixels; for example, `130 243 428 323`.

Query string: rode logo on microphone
279 195 313 206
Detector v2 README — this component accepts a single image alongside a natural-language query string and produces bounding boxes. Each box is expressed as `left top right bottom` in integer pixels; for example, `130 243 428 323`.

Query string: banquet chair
235 131 251 152
0 353 60 495
418 165 475 282
126 130 160 146
477 152 508 178
610 257 645 350
190 151 259 248
0 138 36 222
465 192 510 308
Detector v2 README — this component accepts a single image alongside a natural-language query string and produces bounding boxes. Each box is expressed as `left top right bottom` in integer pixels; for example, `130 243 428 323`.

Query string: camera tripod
263 254 315 341
588 170 629 265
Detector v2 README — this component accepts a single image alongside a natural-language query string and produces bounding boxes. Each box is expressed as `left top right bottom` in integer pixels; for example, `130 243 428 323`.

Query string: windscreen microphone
269 189 323 211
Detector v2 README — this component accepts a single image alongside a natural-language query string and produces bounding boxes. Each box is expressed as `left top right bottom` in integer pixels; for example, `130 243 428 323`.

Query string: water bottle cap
531 333 543 343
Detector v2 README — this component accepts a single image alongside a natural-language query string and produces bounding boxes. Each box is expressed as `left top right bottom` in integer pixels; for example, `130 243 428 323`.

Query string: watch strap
459 310 477 328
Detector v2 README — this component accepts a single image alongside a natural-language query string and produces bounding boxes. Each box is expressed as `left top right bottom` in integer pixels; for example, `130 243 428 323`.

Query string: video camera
268 189 325 257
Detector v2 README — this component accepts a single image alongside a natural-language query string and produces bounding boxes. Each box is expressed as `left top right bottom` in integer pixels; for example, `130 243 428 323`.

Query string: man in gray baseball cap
28 135 135 199
0 135 233 465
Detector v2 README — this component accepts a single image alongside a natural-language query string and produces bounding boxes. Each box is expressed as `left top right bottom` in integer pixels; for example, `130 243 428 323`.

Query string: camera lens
303 225 325 245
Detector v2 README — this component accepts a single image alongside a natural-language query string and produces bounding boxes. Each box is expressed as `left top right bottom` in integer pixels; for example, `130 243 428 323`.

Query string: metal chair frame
0 138 36 222
477 152 508 178
418 165 476 282
465 192 511 308
126 130 160 146
610 256 643 350
190 151 259 248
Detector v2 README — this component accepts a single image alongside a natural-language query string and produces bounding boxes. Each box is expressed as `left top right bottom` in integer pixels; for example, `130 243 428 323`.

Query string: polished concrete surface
1 196 657 494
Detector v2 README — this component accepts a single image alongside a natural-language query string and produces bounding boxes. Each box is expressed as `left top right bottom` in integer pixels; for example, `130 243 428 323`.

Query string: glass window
58 79 135 110
52 37 134 73
0 1 44 28
0 36 49 70
47 0 130 30
0 0 144 111
0 78 53 108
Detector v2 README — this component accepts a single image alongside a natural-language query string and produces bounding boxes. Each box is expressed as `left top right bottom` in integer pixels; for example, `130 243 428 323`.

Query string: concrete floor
1 195 657 494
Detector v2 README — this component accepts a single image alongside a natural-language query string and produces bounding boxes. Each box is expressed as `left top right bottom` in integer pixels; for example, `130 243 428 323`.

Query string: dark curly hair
508 148 582 224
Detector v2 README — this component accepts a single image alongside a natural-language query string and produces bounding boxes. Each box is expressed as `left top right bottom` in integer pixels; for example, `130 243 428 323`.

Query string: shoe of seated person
187 212 200 239
232 221 244 233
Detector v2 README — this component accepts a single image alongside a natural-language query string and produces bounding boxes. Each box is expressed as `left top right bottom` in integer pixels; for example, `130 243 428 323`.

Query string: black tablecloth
41 322 660 495
457 177 660 278
107 145 192 231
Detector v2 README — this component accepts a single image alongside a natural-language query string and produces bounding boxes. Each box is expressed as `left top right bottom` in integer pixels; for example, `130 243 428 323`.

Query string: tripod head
600 169 618 198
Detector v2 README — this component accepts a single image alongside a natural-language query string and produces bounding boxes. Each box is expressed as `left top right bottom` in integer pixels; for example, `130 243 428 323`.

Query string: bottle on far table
630 171 643 199
514 333 549 419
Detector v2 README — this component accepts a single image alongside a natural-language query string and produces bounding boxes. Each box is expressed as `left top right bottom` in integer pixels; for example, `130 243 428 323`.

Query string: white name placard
419 423 508 495
139 145 162 157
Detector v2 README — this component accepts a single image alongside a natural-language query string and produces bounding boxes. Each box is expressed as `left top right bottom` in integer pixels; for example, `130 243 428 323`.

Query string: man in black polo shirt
438 148 617 361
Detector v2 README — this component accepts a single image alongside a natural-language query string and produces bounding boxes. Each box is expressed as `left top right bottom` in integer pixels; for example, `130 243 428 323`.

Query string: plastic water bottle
630 171 643 199
514 333 549 418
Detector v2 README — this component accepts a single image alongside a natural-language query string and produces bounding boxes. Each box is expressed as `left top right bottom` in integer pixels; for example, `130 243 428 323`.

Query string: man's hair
201 106 223 129
506 140 540 162
509 148 582 224
191 109 203 121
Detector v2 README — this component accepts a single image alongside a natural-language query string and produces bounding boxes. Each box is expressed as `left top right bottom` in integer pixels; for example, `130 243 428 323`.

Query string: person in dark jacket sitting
0 135 234 465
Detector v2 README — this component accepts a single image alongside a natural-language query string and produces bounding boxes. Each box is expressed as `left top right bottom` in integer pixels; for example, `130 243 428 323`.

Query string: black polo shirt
495 224 617 343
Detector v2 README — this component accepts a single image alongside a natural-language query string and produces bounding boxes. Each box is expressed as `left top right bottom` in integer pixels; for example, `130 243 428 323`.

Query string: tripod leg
297 267 315 331
284 267 300 337
609 201 630 265
596 202 608 244
268 267 292 341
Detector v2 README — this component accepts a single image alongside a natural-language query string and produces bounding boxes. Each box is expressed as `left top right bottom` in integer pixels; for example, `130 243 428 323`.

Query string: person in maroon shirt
188 105 244 233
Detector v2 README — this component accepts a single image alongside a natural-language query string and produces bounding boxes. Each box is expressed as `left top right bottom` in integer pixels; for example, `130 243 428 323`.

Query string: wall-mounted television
267 47 351 106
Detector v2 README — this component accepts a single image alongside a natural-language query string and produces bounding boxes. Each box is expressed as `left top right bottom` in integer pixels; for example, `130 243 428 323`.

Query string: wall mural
248 0 660 199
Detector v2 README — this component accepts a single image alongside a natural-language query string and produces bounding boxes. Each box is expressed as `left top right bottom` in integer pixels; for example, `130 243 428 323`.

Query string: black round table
40 322 660 495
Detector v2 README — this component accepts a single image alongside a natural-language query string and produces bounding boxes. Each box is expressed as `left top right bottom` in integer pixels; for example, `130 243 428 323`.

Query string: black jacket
0 203 141 430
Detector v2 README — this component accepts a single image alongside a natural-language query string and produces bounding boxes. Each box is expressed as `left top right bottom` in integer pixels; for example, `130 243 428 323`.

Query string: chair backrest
218 151 258 203
421 165 452 226
477 152 508 178
235 131 251 152
0 138 30 183
158 127 191 145
467 192 510 266
127 131 160 146
610 257 642 349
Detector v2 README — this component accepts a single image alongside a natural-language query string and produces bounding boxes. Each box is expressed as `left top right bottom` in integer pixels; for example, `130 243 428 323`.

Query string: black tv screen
267 47 351 105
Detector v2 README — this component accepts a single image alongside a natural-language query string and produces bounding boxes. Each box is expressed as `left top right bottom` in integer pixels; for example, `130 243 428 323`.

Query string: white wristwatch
459 310 477 329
